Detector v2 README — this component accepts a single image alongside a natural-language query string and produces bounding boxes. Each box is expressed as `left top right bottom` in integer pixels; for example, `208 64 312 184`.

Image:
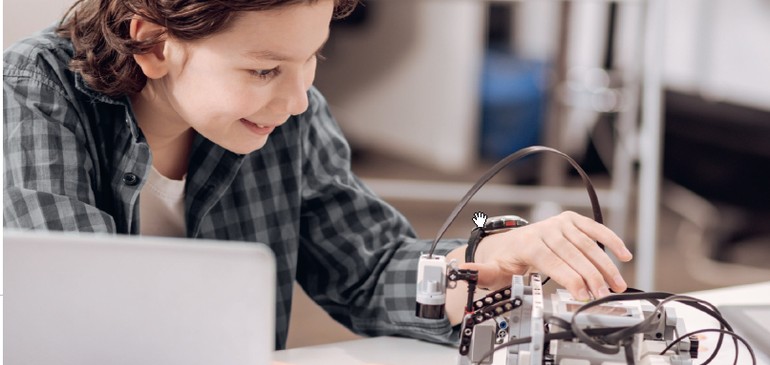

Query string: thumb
459 261 507 290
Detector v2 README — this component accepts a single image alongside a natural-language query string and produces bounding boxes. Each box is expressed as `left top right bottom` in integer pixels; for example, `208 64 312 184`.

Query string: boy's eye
250 68 280 80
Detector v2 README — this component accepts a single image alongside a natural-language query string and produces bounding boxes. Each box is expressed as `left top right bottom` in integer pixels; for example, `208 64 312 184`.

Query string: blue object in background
479 50 548 161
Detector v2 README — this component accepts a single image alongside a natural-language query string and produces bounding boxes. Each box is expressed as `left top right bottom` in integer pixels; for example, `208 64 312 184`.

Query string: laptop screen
4 230 275 365
720 304 770 363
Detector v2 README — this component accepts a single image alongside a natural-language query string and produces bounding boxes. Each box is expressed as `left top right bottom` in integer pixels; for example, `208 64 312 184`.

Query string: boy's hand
460 211 632 301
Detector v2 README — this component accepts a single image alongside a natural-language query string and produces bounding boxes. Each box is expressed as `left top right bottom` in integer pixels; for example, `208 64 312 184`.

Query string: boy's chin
223 138 269 155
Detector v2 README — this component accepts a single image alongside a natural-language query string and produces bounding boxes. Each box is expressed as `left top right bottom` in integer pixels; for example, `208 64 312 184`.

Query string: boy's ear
129 17 168 79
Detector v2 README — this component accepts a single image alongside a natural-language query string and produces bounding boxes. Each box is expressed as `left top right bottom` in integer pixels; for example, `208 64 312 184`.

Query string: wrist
473 214 529 263
473 234 496 264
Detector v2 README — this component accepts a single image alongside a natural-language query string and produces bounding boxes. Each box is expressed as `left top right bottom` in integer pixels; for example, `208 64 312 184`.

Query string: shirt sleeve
3 60 116 232
297 87 463 344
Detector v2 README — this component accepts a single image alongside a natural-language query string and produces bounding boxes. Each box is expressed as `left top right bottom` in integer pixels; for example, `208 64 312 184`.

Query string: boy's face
155 0 334 154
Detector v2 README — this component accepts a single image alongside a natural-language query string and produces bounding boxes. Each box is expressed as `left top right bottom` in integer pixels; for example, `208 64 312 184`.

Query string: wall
663 0 770 110
3 0 73 45
315 1 486 172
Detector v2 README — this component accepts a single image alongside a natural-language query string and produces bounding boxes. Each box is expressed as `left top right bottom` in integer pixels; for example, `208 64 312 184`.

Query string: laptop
3 230 276 365
720 304 770 363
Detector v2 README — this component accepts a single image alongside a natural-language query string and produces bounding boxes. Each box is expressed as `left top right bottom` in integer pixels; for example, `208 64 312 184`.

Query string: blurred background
5 0 770 349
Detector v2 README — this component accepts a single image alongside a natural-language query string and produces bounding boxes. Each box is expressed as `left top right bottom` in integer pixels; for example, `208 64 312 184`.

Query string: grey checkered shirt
4 28 462 349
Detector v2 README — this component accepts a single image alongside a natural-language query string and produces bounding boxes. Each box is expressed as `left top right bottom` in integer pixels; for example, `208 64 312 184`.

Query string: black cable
427 146 605 258
613 293 733 365
429 149 755 364
570 292 731 355
603 294 719 343
470 290 755 364
569 292 739 364
623 340 636 365
570 292 667 354
661 328 757 365
642 294 735 365
546 315 571 331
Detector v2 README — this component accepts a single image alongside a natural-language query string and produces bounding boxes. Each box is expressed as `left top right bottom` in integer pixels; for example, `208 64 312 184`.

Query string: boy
4 0 632 349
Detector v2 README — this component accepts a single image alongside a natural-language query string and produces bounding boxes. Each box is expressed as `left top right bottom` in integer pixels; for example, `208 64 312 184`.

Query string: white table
275 281 770 365
668 281 770 365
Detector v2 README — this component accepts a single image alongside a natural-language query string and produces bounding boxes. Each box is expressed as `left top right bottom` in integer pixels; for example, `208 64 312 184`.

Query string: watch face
484 215 529 233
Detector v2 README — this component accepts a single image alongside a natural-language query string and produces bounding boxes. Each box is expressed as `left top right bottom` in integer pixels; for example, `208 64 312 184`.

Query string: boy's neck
130 86 194 181
146 129 195 181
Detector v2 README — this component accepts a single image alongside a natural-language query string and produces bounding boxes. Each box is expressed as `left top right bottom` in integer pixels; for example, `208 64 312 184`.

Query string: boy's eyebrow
245 37 329 62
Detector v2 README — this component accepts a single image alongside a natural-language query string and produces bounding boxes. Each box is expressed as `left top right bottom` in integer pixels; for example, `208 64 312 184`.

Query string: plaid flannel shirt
3 28 462 349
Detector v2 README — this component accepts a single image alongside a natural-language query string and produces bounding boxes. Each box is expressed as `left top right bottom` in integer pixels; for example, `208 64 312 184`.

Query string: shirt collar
74 73 143 142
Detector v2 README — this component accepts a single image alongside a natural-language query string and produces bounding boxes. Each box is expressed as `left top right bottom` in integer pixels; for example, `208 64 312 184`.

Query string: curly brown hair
58 0 358 97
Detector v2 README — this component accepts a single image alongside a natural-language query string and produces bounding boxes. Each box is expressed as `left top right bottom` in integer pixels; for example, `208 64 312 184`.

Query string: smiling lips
240 118 276 136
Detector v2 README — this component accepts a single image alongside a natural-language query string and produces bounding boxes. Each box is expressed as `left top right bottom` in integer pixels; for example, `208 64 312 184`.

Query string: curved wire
472 291 756 364
427 146 604 258
661 328 756 365
437 147 755 364
569 292 737 362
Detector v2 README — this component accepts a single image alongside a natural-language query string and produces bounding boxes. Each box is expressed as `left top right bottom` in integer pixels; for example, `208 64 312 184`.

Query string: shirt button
122 173 140 186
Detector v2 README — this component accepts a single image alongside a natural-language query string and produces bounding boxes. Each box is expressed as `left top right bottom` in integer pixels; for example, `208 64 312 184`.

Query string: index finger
569 212 633 262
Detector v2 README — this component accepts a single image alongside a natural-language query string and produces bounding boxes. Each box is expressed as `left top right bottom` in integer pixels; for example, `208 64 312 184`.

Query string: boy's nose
272 74 309 116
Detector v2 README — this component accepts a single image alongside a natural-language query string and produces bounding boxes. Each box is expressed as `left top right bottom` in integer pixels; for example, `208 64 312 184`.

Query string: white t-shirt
139 166 186 237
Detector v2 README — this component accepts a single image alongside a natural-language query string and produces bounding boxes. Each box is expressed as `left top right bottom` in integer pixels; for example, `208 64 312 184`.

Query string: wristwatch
465 215 529 263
